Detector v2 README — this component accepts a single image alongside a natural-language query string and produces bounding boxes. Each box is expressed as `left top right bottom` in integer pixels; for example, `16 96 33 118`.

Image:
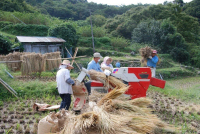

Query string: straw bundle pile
49 80 174 134
1 52 24 71
139 46 152 66
0 55 7 61
45 51 62 71
21 53 46 75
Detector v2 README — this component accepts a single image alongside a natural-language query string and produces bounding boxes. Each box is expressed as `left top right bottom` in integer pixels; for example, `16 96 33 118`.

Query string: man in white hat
87 52 103 72
56 60 74 110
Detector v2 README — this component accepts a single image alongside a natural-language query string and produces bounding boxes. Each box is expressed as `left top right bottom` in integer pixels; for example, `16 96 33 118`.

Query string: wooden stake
65 47 81 71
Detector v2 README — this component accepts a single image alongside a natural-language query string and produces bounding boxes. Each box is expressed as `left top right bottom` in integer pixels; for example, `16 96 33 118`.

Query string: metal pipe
0 78 18 95
4 69 14 79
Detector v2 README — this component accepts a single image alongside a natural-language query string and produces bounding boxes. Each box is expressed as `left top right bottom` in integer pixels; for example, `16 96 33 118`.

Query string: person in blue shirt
147 50 160 77
87 52 103 72
115 61 120 68
85 52 103 95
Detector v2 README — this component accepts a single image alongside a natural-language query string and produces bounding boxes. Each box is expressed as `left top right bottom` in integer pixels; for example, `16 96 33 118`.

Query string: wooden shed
16 36 65 55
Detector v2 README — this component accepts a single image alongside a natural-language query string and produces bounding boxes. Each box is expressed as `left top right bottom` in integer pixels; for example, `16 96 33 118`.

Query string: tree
86 15 106 27
132 19 187 54
48 24 78 57
0 34 12 54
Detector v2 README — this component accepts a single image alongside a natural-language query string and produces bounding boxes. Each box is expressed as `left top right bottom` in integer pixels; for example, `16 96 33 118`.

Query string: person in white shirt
101 56 113 70
56 60 74 110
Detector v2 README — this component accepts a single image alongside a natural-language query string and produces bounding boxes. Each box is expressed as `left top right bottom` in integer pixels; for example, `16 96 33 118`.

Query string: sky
87 0 193 6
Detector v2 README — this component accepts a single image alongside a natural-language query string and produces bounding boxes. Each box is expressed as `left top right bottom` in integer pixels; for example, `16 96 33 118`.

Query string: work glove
148 56 152 59
104 69 111 76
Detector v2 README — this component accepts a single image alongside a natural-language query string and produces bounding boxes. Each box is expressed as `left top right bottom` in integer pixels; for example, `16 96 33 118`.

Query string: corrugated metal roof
16 36 66 43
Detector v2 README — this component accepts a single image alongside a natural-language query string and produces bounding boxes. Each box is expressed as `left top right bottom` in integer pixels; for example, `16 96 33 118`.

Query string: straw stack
139 46 152 66
45 51 62 71
21 53 46 75
4 52 24 71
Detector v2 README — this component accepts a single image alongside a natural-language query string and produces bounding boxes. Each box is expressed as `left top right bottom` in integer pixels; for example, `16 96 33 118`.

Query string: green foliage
48 23 78 56
86 15 106 27
0 21 13 29
23 0 147 21
0 0 35 13
184 0 200 22
0 11 63 26
1 24 49 36
77 36 111 48
190 46 200 68
110 37 129 51
77 47 128 57
156 67 196 79
170 47 190 64
132 19 186 53
0 34 12 54
77 26 106 37
0 101 3 107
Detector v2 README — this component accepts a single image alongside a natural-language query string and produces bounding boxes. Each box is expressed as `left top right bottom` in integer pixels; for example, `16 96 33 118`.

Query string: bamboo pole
71 47 78 66
0 61 22 63
46 56 87 61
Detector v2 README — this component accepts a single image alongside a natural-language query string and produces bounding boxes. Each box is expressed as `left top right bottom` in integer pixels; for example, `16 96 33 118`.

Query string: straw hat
62 60 74 69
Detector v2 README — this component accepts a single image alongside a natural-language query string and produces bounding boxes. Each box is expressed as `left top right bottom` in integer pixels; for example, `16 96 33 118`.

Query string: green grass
149 76 200 104
0 31 16 42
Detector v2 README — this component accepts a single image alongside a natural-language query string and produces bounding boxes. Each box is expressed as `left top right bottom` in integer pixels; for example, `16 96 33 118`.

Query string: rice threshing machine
77 67 166 100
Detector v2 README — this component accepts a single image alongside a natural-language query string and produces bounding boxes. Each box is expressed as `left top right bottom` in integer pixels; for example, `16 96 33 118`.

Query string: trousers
59 94 71 110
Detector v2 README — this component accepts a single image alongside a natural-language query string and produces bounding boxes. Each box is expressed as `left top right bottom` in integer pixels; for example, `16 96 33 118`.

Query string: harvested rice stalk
88 70 127 89
98 86 129 106
128 115 167 134
60 112 100 134
128 97 152 108
139 46 152 66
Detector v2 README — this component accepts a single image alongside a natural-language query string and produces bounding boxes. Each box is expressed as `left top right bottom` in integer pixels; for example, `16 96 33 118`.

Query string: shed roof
16 36 66 43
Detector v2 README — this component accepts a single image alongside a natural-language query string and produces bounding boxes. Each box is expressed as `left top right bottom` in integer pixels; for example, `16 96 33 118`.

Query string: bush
77 26 106 37
1 24 49 36
0 34 12 54
111 37 129 51
170 47 190 64
86 15 106 27
0 21 13 29
77 37 111 48
77 47 128 57
157 67 196 79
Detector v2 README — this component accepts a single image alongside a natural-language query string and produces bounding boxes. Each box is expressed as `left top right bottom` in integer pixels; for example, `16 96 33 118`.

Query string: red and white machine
77 67 166 100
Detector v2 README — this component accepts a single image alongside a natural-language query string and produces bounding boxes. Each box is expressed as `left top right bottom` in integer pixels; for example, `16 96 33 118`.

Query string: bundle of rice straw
21 53 46 75
45 51 62 71
97 86 129 106
139 46 152 66
0 55 7 61
3 52 24 71
88 70 127 89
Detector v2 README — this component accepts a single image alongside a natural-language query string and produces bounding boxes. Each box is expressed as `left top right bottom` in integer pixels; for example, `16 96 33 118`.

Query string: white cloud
87 0 193 6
